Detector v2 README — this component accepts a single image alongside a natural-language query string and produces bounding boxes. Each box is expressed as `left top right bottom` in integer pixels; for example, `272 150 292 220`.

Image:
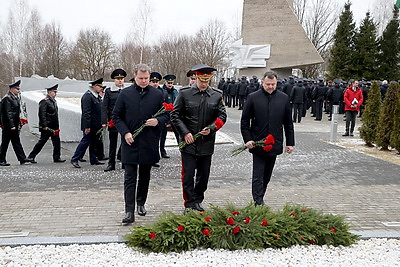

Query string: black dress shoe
342 133 349 136
27 157 37 164
78 158 86 162
91 161 105 165
104 164 115 172
194 203 205 211
54 158 66 163
161 154 170 159
137 205 147 216
71 161 81 168
98 157 109 161
122 212 135 224
0 161 10 166
350 133 354 137
152 163 160 167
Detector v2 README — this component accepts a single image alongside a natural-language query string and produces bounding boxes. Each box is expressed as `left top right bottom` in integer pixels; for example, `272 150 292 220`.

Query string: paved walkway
1 108 399 245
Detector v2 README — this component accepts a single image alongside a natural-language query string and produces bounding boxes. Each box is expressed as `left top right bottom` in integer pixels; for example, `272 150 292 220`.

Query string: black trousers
181 152 212 208
29 130 61 160
315 99 324 120
0 128 27 163
124 164 152 212
71 131 98 164
252 154 277 205
159 123 167 156
238 95 246 109
292 103 303 123
345 110 358 134
107 131 120 165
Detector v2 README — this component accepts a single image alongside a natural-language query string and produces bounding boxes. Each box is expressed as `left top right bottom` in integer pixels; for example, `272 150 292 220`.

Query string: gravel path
1 239 400 266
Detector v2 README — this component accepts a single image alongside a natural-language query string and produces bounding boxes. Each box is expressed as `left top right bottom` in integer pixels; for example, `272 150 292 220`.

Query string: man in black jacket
70 78 105 168
27 84 65 163
240 71 295 206
0 80 32 166
102 68 126 172
290 79 306 123
113 64 169 224
171 64 227 212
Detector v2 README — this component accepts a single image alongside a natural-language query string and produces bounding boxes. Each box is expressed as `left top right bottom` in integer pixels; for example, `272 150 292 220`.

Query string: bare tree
293 0 339 77
118 41 152 78
69 28 116 80
191 19 230 71
23 8 44 76
372 0 394 36
126 0 153 63
152 33 195 84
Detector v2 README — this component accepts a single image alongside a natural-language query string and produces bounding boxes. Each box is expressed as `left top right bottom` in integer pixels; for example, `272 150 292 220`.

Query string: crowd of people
7 65 393 224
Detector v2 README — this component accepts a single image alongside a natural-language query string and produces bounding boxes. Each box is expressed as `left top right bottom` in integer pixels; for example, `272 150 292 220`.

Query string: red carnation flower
199 211 204 216
243 217 250 224
330 228 336 233
177 225 185 232
108 119 115 128
301 209 307 212
149 232 156 239
264 134 275 145
20 118 28 125
205 216 211 222
274 233 280 240
290 213 296 217
232 211 240 215
232 226 240 234
261 220 268 226
214 117 225 130
54 129 61 136
202 229 210 236
226 217 235 225
263 145 273 152
162 102 174 111
310 239 315 244
300 236 305 241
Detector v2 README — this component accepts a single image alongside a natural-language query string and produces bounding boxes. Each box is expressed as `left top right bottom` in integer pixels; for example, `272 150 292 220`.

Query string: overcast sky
0 0 378 44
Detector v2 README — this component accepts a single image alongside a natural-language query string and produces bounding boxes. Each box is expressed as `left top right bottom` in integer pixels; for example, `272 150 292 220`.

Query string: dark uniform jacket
38 95 59 131
81 89 102 131
326 85 343 104
102 86 121 132
171 85 227 156
1 91 21 130
290 82 306 104
241 89 295 157
113 84 169 165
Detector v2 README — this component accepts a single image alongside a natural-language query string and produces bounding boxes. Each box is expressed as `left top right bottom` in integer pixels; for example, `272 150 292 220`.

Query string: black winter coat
102 87 121 132
171 85 227 156
290 83 306 104
1 91 21 130
241 89 295 157
113 84 169 165
81 89 102 131
38 95 59 131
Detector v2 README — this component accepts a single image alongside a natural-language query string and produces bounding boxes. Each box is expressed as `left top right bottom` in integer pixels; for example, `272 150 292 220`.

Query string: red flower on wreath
149 232 157 239
232 211 240 216
226 217 235 225
301 209 307 212
108 119 115 128
199 211 204 216
177 225 185 232
330 228 336 233
232 226 240 234
202 229 210 236
205 216 211 222
291 213 296 217
310 239 315 244
243 217 251 224
274 233 280 240
261 220 269 226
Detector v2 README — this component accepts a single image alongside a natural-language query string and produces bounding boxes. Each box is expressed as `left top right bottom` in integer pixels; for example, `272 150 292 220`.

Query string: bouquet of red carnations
231 134 275 156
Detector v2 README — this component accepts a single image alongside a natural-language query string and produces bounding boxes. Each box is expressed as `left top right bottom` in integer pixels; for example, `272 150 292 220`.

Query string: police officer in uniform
70 78 106 168
171 64 227 212
27 84 65 163
103 69 126 172
0 80 32 166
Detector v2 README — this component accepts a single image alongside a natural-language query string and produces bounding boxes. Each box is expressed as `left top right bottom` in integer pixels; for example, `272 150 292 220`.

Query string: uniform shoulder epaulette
212 87 223 94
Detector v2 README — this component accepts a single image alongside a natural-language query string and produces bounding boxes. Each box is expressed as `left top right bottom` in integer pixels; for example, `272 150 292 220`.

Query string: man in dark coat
240 71 295 206
0 80 32 166
102 68 126 172
290 79 306 123
171 64 227 212
27 84 65 163
237 76 248 110
113 64 169 224
70 78 105 168
312 78 327 121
